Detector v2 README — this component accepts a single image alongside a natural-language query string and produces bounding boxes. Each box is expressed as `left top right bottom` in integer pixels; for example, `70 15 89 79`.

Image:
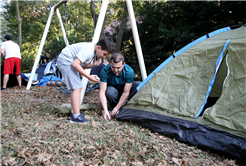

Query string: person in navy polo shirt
99 53 141 120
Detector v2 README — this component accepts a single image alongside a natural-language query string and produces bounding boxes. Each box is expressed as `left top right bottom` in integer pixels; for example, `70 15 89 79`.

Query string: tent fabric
44 58 62 79
208 55 228 98
35 59 62 82
195 39 231 118
0 65 28 87
36 64 47 81
127 39 227 118
136 26 231 91
116 25 246 160
204 37 246 132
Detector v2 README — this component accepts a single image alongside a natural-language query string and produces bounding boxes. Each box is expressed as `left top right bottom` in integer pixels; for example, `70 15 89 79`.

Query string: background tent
1 65 28 87
36 64 47 81
116 25 246 160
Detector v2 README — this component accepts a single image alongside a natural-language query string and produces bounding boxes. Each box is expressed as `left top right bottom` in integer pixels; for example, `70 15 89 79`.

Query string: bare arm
1 48 5 58
111 83 132 116
83 58 102 69
83 63 95 69
99 82 111 120
72 58 99 82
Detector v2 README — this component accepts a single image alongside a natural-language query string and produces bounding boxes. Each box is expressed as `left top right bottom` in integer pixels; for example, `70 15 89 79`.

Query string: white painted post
26 0 66 90
26 7 55 90
126 0 147 80
56 8 69 46
80 0 109 104
91 0 109 43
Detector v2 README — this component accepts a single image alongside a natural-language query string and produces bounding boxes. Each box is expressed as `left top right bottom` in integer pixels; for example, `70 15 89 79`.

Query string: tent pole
126 0 147 80
80 0 109 105
26 0 66 90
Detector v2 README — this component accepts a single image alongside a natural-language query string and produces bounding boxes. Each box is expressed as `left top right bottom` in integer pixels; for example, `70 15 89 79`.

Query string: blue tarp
38 75 62 86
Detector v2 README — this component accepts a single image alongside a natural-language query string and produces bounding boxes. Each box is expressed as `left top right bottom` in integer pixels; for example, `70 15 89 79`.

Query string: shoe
1 87 7 90
69 112 73 119
70 113 89 123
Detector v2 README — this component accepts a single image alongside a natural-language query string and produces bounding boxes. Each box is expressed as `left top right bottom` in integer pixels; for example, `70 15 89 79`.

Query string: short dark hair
110 53 125 64
5 35 12 41
96 37 115 54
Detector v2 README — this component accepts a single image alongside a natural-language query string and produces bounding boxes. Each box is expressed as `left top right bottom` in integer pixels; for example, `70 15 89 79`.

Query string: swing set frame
26 0 147 105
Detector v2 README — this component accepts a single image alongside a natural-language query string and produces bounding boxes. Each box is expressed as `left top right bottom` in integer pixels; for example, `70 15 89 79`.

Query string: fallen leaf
37 152 52 165
34 123 39 127
84 146 96 153
225 160 237 166
121 162 126 166
68 142 75 150
172 157 180 165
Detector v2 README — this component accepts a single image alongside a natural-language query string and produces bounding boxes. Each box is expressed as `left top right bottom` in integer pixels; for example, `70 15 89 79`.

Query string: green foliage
20 42 38 72
1 55 4 65
1 1 96 72
121 1 246 80
1 1 246 75
0 12 8 40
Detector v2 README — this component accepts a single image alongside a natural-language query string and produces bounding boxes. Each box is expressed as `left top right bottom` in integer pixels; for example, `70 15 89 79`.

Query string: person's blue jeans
105 81 141 108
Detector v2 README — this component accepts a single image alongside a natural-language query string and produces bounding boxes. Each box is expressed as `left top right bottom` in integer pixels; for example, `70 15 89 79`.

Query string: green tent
116 25 246 160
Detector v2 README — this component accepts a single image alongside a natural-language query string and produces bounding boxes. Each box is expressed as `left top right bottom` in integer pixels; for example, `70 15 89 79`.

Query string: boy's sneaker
70 114 89 123
1 87 7 90
69 112 73 119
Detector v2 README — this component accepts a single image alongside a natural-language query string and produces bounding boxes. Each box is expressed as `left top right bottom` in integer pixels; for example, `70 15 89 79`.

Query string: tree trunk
115 2 128 52
90 1 106 39
100 15 106 39
16 0 22 47
90 1 98 30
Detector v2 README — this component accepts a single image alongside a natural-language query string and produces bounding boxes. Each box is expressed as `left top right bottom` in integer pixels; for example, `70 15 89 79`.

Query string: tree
15 0 21 47
122 1 246 79
1 1 95 72
90 1 98 31
115 1 128 53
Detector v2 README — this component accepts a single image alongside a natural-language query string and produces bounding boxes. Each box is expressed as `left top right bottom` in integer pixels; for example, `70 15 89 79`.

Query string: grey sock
73 113 80 119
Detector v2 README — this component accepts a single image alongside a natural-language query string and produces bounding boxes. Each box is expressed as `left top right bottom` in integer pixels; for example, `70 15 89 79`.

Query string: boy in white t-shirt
57 37 115 123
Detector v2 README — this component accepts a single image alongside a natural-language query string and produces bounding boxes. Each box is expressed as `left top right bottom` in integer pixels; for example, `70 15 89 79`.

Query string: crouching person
99 53 141 120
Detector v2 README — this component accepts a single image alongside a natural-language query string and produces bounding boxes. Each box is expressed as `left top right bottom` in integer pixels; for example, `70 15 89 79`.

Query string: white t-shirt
1 40 21 59
58 42 96 66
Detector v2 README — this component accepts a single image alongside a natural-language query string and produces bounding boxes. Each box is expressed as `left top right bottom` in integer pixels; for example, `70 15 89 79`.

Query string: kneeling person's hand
111 108 119 117
103 110 111 120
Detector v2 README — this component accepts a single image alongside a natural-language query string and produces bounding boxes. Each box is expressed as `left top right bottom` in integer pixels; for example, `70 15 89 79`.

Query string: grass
1 86 246 166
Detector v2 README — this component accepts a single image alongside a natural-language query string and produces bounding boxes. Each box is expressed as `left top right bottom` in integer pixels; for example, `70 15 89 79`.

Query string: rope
46 81 71 96
55 86 71 96
85 82 100 94
46 80 99 96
